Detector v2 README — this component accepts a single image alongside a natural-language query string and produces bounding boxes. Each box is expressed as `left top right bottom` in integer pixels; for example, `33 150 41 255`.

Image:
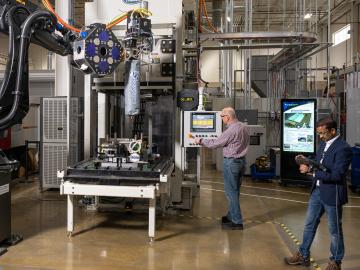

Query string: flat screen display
282 100 316 153
191 113 216 132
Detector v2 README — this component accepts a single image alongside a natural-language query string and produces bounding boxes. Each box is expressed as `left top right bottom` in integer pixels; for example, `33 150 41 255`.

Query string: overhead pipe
327 0 330 99
315 0 352 25
200 31 317 42
282 43 332 70
201 42 312 50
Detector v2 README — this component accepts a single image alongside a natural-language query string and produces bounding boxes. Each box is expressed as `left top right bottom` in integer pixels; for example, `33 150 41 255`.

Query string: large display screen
282 100 316 153
191 112 216 132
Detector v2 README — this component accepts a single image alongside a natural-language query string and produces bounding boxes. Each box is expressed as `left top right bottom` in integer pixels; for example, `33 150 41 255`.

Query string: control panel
182 111 222 147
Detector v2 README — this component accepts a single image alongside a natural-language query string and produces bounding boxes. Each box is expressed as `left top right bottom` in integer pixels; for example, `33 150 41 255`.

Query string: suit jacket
312 137 352 206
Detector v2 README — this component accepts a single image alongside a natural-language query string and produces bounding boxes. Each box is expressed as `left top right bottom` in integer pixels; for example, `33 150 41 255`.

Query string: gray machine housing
40 97 81 191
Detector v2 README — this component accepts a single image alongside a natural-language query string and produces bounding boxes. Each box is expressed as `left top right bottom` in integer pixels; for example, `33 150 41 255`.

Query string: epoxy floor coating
1 169 360 270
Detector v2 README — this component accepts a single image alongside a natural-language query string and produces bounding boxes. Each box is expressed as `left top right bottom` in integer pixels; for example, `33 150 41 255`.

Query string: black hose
0 10 57 129
0 6 29 100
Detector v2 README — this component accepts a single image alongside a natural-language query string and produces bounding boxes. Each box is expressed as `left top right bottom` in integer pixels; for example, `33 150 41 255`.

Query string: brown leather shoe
284 251 310 267
325 261 341 270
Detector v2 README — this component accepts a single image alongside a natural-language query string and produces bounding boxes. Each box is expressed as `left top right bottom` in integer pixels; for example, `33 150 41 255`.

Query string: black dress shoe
222 222 244 230
221 216 231 224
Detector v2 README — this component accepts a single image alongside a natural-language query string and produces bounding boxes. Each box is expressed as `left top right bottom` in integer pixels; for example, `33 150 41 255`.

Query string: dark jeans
299 188 344 263
223 157 246 224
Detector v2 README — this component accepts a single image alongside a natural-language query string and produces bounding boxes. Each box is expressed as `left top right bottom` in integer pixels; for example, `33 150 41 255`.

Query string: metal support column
197 148 201 187
352 1 360 65
326 0 330 99
55 0 73 164
244 0 252 109
174 10 184 203
84 75 93 159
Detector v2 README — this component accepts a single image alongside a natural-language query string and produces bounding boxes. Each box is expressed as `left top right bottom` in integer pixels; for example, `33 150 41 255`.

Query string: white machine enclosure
216 125 266 175
182 111 222 148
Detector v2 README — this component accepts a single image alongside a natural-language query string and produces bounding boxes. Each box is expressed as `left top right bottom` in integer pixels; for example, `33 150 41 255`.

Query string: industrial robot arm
0 0 125 131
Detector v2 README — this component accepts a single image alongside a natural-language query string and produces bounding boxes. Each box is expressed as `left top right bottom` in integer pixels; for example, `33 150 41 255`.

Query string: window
332 24 350 46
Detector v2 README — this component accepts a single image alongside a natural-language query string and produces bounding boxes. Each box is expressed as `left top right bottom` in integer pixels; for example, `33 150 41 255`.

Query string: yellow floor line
177 214 322 270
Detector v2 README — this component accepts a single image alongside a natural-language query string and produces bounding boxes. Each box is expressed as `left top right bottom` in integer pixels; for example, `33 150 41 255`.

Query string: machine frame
58 158 174 242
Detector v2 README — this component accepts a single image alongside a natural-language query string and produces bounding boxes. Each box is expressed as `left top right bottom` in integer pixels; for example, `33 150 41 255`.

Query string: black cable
0 6 30 100
0 10 57 130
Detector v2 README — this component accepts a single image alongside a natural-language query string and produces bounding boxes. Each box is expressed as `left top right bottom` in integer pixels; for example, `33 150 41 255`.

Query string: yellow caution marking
277 223 322 270
176 215 322 269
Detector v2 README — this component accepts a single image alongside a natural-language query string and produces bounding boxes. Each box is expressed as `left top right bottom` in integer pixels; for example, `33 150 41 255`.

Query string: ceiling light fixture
226 16 231 22
304 13 312 19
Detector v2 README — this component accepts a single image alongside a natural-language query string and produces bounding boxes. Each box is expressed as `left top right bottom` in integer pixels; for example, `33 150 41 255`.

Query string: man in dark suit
284 117 352 270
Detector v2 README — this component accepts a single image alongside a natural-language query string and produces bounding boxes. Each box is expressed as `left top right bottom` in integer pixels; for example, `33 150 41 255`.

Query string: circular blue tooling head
99 61 109 73
85 43 97 57
99 31 110 42
112 47 121 60
74 24 122 76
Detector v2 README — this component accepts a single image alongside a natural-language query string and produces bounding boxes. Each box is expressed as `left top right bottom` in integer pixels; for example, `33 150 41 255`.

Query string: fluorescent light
226 16 231 22
304 13 312 19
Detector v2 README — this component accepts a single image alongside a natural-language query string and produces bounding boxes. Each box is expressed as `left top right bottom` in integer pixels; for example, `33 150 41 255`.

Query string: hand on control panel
194 137 202 145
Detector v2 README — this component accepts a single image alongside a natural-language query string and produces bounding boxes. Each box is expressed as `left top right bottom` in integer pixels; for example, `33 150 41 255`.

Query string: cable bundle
41 0 152 32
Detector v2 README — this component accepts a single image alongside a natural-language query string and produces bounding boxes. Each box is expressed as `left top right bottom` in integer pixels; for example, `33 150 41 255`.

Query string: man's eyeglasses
316 130 330 136
220 114 229 118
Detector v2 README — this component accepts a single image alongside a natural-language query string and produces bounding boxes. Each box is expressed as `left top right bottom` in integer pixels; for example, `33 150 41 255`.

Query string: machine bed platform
63 157 173 184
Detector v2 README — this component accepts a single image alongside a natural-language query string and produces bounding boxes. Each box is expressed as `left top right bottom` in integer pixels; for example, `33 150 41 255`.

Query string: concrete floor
1 168 360 270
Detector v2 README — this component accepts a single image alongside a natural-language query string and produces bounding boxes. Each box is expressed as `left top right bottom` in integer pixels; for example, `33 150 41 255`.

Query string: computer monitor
280 98 317 183
282 99 316 153
190 112 216 132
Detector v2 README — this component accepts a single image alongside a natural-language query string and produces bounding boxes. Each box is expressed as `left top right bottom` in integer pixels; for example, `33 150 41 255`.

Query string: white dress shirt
317 135 340 186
